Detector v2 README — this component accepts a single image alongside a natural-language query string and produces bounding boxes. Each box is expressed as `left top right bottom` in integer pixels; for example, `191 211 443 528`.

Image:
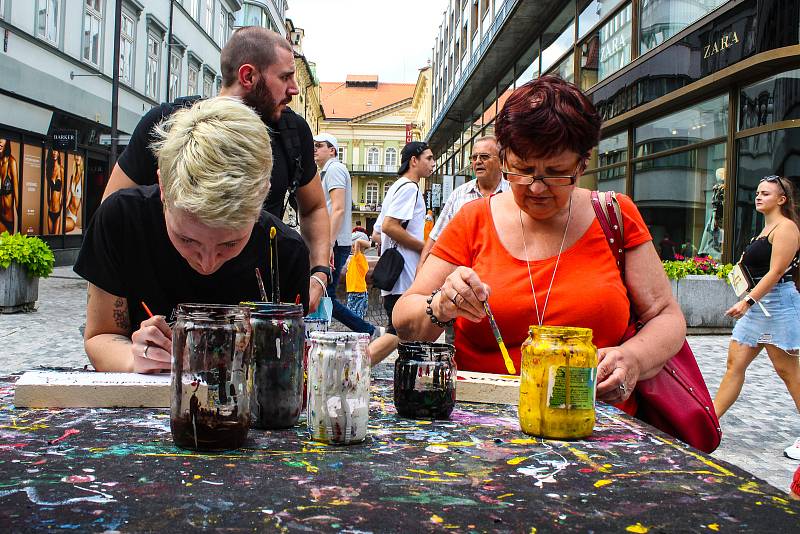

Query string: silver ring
619 382 627 394
143 344 150 359
450 293 459 307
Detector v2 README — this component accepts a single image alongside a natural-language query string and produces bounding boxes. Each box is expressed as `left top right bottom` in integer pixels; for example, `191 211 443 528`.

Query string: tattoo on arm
112 298 131 332
110 334 132 345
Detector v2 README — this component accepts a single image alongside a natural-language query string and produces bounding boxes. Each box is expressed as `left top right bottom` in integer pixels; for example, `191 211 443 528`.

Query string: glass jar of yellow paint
518 326 598 439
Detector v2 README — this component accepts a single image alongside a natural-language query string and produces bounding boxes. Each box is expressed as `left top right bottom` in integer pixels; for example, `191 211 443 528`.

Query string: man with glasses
313 132 381 338
418 136 508 271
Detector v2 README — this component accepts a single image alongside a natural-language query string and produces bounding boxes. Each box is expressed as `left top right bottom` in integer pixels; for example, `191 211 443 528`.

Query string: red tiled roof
320 78 415 120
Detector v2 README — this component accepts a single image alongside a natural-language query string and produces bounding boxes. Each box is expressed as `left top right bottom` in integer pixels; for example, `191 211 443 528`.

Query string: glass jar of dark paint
245 302 305 429
394 342 457 420
171 304 253 451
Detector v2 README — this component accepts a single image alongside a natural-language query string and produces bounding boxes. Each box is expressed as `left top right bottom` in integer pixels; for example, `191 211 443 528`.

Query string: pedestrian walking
346 231 371 319
313 133 381 337
714 175 800 460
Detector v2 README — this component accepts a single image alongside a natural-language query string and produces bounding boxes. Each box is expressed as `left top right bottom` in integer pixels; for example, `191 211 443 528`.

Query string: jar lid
176 303 250 321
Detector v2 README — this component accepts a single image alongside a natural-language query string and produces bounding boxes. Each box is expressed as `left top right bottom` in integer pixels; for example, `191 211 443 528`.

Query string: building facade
318 75 416 233
235 0 285 33
285 17 322 134
0 0 240 257
427 0 800 264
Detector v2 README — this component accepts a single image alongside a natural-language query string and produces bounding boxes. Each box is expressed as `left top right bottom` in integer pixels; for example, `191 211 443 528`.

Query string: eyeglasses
469 153 494 163
760 175 788 196
500 163 581 187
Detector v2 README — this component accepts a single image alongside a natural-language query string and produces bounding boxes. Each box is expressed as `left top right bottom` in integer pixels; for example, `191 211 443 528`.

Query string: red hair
495 75 601 161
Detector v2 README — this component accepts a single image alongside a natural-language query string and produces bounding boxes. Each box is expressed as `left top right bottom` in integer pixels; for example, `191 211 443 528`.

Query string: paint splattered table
0 375 797 532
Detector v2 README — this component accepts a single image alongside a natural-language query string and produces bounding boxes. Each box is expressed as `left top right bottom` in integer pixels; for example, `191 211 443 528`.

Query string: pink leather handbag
591 191 722 453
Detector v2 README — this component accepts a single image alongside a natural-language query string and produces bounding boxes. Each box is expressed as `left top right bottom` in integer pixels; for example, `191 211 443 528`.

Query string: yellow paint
507 457 527 465
416 420 433 425
530 529 538 534
398 476 453 483
738 481 764 495
407 469 462 478
497 493 514 499
440 441 477 447
330 499 350 506
707 524 720 531
771 496 789 505
510 438 538 445
430 515 444 524
594 479 613 488
568 447 611 474
193 475 201 480
269 226 277 239
651 435 735 477
499 342 516 375
445 525 459 529
625 523 649 533
185 482 193 487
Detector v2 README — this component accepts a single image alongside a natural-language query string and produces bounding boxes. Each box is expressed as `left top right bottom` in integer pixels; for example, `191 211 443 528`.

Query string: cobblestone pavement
1 267 798 493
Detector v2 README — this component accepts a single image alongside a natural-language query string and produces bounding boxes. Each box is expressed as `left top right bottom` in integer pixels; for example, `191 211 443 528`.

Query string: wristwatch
310 266 332 281
744 296 757 307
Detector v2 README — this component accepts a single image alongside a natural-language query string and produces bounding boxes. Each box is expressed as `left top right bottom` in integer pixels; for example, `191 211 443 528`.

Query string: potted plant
663 255 737 331
0 231 55 312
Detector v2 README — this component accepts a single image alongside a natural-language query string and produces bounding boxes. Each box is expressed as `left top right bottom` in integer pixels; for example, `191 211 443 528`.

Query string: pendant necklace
519 194 573 326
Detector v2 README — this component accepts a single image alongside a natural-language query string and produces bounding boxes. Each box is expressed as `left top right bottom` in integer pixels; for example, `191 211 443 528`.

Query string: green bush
662 255 733 282
0 231 55 279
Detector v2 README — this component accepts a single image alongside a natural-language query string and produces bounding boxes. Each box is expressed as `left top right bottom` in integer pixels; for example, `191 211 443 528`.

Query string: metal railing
348 164 399 174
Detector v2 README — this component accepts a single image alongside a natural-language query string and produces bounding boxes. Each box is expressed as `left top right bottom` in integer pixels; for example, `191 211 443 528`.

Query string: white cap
313 133 339 154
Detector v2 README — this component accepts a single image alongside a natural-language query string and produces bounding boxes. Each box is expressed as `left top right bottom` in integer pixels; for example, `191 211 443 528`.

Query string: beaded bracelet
426 288 455 328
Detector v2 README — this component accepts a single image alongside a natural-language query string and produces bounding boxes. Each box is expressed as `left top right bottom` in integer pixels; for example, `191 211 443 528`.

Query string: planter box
671 274 737 331
0 262 39 313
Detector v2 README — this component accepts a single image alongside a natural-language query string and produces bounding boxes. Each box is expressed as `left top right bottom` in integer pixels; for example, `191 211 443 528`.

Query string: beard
243 76 284 123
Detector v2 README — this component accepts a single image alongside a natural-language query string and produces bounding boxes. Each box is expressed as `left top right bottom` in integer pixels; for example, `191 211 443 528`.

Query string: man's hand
130 315 172 373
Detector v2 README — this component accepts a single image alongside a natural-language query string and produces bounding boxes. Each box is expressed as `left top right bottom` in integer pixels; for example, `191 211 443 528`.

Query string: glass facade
429 1 800 263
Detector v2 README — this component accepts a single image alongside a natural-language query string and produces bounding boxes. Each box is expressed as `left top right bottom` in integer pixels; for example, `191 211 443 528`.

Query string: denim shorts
731 282 800 354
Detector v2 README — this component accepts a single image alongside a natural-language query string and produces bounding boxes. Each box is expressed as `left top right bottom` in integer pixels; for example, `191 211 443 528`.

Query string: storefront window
639 0 726 55
634 142 726 260
21 144 43 236
541 7 574 73
739 68 800 131
580 3 632 90
583 131 628 192
734 128 800 257
634 94 728 157
578 0 627 38
515 41 540 87
549 53 574 84
0 137 21 234
580 166 627 193
599 131 628 167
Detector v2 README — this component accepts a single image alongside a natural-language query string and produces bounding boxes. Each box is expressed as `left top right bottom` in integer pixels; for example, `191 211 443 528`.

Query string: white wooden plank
14 371 172 408
456 371 520 405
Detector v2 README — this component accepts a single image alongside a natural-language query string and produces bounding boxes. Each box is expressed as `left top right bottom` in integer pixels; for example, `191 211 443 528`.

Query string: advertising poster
0 138 21 234
43 148 65 235
431 183 442 209
65 153 84 235
21 144 42 236
441 175 454 205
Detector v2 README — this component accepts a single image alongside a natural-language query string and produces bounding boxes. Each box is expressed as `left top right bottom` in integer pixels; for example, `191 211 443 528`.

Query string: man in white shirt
369 141 435 363
418 136 508 270
313 133 379 336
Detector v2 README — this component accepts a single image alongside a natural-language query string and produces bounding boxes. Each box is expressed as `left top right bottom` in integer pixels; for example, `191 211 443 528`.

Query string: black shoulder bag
275 110 304 218
372 182 419 291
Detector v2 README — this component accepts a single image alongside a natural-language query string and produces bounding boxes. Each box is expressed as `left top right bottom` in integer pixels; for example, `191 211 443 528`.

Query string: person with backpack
369 142 434 364
101 27 331 312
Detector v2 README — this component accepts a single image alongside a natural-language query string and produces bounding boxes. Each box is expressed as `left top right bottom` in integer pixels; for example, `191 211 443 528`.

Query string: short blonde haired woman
75 97 310 373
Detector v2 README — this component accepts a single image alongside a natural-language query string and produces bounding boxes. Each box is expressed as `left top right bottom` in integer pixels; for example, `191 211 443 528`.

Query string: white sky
286 0 449 84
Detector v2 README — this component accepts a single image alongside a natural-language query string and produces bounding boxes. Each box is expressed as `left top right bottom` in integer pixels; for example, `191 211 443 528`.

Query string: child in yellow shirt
346 232 371 319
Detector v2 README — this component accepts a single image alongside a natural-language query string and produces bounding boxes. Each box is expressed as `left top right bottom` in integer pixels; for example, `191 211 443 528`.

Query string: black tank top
742 226 800 279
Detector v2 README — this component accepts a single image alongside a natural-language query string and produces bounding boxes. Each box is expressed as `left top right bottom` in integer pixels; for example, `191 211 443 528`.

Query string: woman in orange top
392 76 685 404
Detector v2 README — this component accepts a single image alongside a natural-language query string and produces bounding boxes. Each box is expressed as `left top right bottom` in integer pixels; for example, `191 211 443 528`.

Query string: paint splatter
48 428 80 444
626 523 649 533
430 514 444 524
594 479 613 488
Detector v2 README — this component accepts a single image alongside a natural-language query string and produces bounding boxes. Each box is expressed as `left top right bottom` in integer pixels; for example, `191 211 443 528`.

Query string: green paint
383 493 477 506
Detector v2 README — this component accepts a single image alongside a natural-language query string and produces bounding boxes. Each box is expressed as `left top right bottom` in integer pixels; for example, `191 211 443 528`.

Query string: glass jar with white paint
307 331 371 445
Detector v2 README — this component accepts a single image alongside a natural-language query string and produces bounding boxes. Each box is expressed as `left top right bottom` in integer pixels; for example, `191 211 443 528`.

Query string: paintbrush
483 300 516 375
254 268 268 302
270 226 280 303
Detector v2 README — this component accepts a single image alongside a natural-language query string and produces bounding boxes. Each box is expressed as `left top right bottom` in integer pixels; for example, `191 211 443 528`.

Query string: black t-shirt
117 101 317 218
74 185 310 330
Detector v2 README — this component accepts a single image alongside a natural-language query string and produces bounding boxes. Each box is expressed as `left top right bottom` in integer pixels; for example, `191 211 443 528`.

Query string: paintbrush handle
483 301 517 375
